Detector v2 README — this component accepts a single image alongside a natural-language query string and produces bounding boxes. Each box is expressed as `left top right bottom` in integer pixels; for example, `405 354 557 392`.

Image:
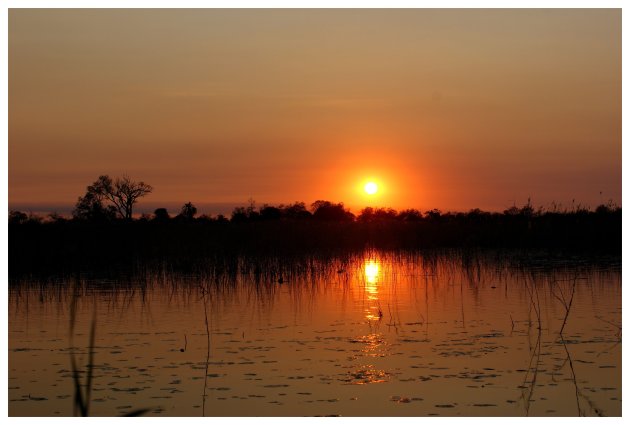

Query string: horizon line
7 198 620 218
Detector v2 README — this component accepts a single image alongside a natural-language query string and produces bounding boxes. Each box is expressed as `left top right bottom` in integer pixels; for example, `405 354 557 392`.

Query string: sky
8 8 621 215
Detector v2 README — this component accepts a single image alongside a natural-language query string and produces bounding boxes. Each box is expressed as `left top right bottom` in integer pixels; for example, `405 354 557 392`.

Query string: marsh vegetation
8 251 621 416
9 200 621 279
8 177 622 417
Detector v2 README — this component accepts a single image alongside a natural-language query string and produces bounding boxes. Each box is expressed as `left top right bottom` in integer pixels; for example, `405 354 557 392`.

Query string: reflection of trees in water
8 250 621 416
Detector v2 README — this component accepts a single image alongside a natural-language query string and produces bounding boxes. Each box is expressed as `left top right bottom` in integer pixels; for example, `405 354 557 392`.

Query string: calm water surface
8 252 621 416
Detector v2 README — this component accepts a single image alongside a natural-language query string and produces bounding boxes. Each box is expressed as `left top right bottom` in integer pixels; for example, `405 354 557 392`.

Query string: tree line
9 176 621 278
8 174 622 225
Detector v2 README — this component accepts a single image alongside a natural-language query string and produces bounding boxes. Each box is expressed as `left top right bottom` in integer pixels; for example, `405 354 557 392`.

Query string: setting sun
6 9 621 419
364 182 378 195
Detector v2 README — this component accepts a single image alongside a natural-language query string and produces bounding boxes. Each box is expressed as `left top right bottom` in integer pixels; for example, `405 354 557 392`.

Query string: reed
67 279 150 417
68 279 94 417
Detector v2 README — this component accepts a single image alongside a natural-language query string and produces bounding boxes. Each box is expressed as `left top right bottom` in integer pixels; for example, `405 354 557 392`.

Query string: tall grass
68 281 96 417
67 279 151 417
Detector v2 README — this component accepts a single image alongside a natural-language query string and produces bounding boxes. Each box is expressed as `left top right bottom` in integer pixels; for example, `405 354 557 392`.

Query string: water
8 251 621 416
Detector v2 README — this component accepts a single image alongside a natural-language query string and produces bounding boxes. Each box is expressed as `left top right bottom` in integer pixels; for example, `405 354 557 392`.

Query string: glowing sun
364 181 378 195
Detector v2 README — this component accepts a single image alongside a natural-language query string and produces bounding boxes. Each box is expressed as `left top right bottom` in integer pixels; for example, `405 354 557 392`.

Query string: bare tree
105 175 153 220
74 175 153 220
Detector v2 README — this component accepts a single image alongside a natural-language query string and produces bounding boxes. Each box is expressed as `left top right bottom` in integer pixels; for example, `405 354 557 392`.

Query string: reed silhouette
9 234 620 417
67 279 151 417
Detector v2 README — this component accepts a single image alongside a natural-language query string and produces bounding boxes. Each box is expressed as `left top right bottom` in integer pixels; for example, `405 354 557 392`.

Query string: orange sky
9 9 621 214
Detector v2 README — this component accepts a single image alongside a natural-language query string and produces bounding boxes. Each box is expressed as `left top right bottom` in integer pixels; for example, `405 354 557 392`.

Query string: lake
8 251 621 416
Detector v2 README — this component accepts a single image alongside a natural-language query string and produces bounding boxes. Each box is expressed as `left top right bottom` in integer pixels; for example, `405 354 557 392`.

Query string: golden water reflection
8 253 621 416
351 258 390 384
364 260 380 285
363 259 382 321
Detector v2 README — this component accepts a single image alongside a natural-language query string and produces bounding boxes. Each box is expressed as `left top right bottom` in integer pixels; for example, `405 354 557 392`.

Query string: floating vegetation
8 251 621 417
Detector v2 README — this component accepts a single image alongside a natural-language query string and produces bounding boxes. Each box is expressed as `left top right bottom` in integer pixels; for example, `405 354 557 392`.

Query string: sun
364 181 378 195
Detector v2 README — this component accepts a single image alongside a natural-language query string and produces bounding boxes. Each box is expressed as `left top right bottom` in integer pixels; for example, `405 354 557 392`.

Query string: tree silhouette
74 175 152 220
178 202 197 220
397 208 423 221
153 208 170 221
358 207 398 222
281 202 312 220
259 205 281 220
73 179 117 221
425 209 442 220
9 210 28 225
311 200 354 221
230 206 248 222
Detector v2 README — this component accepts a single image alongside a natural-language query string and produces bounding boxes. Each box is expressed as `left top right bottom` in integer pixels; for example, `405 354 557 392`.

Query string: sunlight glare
364 181 378 195
365 260 380 284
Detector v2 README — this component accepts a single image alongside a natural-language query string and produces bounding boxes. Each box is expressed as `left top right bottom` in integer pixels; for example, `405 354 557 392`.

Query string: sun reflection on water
365 260 380 285
345 258 391 385
363 259 382 321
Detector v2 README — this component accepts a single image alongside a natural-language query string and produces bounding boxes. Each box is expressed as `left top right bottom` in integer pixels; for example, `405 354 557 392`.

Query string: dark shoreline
9 208 621 280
